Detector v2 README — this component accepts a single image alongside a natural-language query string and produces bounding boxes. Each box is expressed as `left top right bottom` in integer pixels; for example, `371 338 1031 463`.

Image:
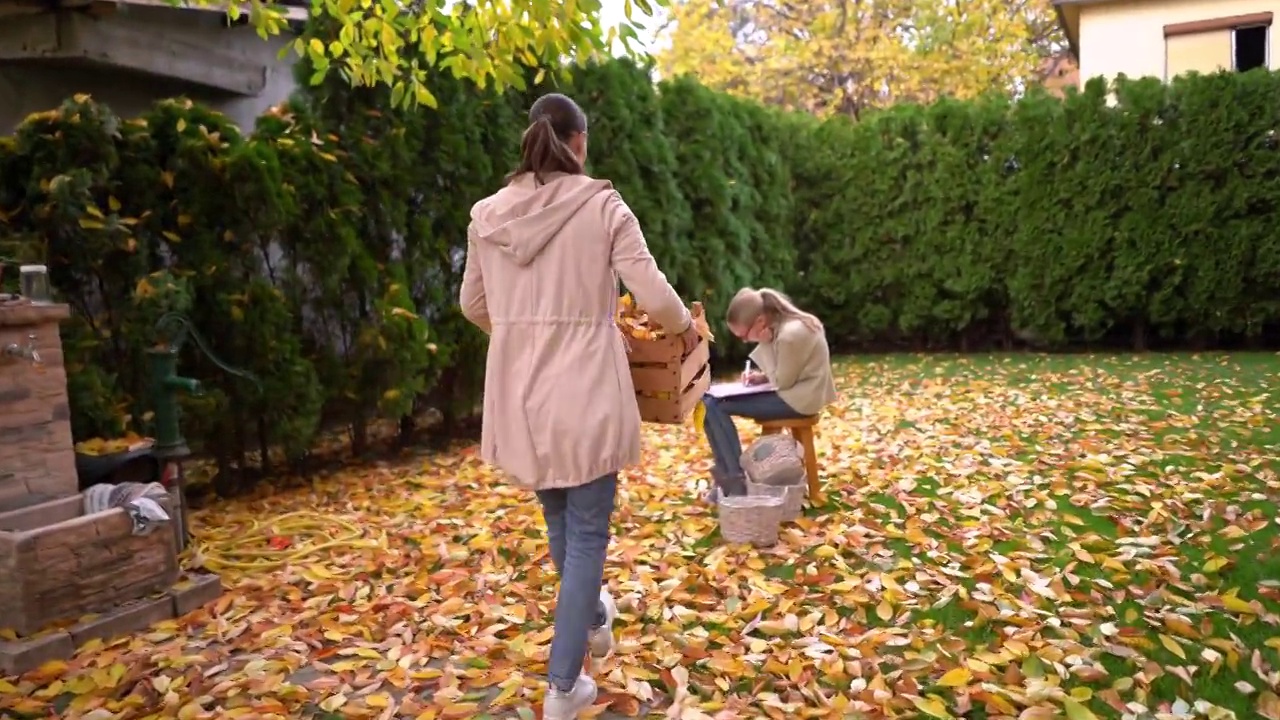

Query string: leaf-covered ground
4 353 1280 720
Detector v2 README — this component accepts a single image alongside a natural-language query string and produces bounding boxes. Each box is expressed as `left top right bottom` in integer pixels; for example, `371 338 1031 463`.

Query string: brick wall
0 303 75 510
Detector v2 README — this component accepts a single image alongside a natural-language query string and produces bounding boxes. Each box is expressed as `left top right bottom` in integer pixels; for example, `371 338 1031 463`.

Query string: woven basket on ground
747 480 805 522
718 494 785 546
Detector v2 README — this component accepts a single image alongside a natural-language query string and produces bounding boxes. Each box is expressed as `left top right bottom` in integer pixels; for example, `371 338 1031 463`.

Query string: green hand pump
147 312 260 462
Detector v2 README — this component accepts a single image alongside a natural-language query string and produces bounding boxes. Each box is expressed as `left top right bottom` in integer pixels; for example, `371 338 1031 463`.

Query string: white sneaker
588 587 617 658
544 674 598 720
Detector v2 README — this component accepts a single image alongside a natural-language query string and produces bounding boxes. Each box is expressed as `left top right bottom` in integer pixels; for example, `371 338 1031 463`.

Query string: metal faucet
2 334 41 366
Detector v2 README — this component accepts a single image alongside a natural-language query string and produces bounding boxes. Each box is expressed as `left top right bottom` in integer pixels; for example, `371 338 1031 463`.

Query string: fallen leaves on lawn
3 354 1279 719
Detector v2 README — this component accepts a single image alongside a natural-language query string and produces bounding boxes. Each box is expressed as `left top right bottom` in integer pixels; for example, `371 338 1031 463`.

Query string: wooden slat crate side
679 339 710 385
637 360 711 425
625 333 682 365
636 394 682 424
631 336 710 393
630 362 680 395
681 364 712 414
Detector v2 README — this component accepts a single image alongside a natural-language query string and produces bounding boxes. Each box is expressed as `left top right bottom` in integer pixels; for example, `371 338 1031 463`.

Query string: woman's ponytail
507 94 588 185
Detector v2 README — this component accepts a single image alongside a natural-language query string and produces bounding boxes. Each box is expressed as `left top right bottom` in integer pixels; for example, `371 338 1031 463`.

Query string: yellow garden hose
190 510 386 577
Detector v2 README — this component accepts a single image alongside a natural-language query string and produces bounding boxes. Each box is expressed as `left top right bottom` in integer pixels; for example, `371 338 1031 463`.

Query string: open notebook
706 381 776 399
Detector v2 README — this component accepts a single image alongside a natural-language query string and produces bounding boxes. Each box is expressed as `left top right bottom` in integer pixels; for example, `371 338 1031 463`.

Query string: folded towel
83 482 172 535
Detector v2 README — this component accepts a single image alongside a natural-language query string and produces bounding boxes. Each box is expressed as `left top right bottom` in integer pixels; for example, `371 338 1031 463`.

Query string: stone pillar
0 302 75 511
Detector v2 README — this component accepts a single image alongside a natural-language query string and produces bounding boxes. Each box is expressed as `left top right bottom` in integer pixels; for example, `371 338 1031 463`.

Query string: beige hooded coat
459 173 691 491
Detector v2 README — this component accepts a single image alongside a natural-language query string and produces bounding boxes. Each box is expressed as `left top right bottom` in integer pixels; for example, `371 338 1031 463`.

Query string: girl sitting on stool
702 287 837 502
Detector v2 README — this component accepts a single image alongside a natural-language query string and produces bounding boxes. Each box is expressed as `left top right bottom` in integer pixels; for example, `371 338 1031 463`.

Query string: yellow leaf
1159 633 1187 660
1223 595 1258 614
108 195 121 211
9 699 49 714
366 692 393 708
1204 556 1229 573
163 230 182 243
78 218 106 230
910 696 953 718
1064 698 1100 720
875 598 892 621
937 667 972 687
176 118 187 132
1164 615 1199 638
319 693 348 711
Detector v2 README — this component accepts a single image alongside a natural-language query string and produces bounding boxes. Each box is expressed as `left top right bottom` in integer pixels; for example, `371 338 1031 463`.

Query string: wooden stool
756 416 821 501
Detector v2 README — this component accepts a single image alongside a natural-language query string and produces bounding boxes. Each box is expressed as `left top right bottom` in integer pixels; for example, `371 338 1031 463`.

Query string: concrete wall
1078 0 1279 83
0 5 297 133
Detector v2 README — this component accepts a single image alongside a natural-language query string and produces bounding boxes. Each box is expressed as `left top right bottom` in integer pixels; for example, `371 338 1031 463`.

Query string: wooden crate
0 493 180 637
629 334 712 424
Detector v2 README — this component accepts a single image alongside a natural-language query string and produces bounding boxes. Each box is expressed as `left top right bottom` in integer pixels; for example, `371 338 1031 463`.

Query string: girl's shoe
710 467 747 499
544 674 598 720
588 587 617 658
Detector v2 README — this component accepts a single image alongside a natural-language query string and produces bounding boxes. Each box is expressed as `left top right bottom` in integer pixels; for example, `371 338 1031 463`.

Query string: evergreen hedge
1 61 1277 480
793 73 1280 350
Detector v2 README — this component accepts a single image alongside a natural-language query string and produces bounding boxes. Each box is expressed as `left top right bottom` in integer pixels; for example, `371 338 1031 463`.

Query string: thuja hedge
0 58 798 478
792 71 1280 350
1 63 1277 473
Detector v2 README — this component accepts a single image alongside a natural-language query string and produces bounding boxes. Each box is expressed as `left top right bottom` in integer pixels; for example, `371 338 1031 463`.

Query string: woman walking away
702 288 837 501
459 92 698 719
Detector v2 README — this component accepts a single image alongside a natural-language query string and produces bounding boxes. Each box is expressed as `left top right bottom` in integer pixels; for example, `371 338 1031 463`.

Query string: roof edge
1055 3 1080 62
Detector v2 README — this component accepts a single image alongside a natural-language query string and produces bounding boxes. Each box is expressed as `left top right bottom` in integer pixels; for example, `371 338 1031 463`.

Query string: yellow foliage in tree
657 0 1065 118
193 0 665 108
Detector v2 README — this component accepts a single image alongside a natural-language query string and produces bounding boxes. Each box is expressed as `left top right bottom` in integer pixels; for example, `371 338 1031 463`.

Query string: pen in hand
743 360 753 385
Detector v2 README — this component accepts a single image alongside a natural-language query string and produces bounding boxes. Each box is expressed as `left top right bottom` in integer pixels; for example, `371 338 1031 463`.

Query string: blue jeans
536 472 617 691
702 391 805 489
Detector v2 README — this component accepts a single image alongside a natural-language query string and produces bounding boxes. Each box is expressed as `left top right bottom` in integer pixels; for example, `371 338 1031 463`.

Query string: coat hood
469 173 614 266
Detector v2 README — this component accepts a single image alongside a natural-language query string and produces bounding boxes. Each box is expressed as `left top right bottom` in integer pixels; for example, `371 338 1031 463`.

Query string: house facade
1056 0 1276 85
1039 52 1081 97
0 0 306 132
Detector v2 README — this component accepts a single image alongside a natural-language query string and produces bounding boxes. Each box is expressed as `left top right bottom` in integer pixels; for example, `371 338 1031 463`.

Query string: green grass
823 352 1280 719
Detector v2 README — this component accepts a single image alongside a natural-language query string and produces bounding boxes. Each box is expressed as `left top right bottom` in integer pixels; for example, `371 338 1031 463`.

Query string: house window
1235 25 1268 71
1164 12 1273 80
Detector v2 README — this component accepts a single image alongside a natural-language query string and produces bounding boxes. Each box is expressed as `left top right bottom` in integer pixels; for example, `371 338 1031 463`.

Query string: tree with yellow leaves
657 0 1065 118
182 0 663 109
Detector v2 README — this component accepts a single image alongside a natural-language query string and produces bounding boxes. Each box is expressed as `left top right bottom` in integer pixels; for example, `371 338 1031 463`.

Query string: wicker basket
718 494 785 546
747 480 805 522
